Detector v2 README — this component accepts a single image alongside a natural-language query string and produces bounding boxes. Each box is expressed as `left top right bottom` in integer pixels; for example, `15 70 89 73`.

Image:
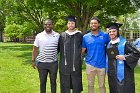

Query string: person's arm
82 48 86 54
81 48 86 61
57 34 61 53
124 42 140 69
105 33 110 45
81 36 87 59
32 46 39 69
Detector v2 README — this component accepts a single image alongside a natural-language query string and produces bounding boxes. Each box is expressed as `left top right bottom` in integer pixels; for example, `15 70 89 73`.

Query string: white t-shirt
34 30 60 63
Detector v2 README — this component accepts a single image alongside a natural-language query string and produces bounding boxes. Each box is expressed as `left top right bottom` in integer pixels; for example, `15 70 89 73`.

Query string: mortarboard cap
67 15 76 22
106 23 123 31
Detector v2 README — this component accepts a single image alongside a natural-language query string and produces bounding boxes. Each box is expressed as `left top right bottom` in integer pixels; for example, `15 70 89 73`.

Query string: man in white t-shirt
32 19 60 93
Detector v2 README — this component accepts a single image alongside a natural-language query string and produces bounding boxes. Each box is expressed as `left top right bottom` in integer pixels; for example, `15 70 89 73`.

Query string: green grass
0 42 140 93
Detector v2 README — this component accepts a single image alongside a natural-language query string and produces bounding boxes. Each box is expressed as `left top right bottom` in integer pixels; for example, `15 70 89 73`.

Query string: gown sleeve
58 34 62 53
124 42 140 69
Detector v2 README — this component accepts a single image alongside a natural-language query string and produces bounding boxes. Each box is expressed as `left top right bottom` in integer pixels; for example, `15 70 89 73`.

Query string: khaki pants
86 64 106 93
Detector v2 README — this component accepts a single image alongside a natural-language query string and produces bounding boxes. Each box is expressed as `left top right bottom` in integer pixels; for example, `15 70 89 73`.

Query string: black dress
107 42 140 93
59 32 83 93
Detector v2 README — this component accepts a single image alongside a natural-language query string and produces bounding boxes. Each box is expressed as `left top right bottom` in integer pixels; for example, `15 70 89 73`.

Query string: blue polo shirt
82 31 110 68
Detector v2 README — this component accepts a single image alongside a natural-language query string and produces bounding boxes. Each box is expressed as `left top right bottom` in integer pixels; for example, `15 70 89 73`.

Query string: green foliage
0 0 7 31
0 13 5 32
1 0 140 39
132 21 139 29
4 24 21 39
4 22 35 41
57 0 140 32
55 19 67 33
114 10 140 36
19 22 35 38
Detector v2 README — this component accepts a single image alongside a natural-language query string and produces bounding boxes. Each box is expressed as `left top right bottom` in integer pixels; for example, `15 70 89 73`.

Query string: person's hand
32 61 37 69
116 55 125 61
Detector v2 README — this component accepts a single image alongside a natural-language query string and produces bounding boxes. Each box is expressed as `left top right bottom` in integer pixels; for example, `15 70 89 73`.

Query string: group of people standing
31 16 140 93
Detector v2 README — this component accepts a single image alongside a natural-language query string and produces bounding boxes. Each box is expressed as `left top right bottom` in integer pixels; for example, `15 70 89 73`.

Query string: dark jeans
37 61 58 93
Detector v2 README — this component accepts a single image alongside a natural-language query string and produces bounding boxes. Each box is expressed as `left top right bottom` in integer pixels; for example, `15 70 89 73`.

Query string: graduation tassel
64 33 67 66
73 37 76 71
65 59 67 65
73 65 75 71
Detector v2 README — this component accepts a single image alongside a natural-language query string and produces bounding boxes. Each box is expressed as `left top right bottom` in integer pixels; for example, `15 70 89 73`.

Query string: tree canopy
0 0 140 41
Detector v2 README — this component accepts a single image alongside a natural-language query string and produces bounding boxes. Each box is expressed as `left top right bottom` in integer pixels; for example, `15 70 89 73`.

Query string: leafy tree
19 22 36 38
4 24 21 42
2 0 140 41
0 0 7 41
4 21 37 42
116 10 140 36
57 0 140 32
3 0 66 33
0 12 5 42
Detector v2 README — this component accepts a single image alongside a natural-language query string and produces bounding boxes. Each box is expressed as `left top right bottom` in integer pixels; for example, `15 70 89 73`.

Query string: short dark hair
45 19 53 24
90 17 100 23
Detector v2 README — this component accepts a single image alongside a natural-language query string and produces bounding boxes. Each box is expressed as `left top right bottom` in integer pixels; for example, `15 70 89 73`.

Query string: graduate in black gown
59 16 83 93
106 22 140 93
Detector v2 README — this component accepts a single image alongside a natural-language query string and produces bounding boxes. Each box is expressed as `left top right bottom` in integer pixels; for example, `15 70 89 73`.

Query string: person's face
67 21 76 31
44 20 53 32
109 29 118 40
90 19 100 31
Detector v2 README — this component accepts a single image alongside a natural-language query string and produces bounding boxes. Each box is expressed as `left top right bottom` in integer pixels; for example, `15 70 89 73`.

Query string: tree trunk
76 5 94 34
0 31 3 42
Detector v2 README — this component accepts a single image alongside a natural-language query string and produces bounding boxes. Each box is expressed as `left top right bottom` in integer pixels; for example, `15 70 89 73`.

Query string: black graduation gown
59 32 83 92
107 42 140 93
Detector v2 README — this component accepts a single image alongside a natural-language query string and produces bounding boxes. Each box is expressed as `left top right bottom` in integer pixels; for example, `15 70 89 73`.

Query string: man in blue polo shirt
82 17 110 93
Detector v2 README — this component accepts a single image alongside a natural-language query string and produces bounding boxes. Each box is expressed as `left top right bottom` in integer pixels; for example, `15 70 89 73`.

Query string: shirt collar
43 30 55 35
110 37 120 44
65 30 81 35
90 30 101 37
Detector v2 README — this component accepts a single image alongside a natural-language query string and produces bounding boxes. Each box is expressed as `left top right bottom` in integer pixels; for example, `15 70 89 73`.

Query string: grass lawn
0 42 140 93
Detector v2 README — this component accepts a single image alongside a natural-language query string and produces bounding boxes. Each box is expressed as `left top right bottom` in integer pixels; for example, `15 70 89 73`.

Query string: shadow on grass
0 43 32 51
0 43 33 65
17 51 32 65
